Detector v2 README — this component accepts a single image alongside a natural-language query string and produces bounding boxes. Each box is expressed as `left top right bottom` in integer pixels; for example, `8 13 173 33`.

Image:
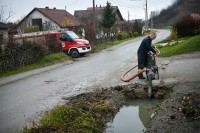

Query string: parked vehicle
14 30 91 58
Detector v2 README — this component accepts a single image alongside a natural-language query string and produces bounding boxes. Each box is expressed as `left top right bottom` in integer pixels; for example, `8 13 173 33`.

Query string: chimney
53 7 56 9
45 6 49 9
100 5 101 8
96 5 97 7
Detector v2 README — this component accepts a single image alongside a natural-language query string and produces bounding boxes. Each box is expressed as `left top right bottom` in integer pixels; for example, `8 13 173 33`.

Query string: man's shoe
139 77 146 79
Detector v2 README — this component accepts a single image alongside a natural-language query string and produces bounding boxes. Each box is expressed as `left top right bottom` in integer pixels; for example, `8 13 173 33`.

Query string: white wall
17 10 61 33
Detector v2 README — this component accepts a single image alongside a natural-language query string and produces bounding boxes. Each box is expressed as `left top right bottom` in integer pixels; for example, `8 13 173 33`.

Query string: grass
156 35 200 57
162 25 172 29
0 53 71 77
91 37 136 53
21 91 114 133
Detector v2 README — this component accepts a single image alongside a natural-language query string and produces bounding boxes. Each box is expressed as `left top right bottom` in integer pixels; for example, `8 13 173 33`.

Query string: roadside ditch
22 81 200 133
22 82 171 133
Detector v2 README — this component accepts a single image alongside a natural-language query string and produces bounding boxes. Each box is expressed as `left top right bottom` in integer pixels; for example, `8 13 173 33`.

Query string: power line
115 0 142 7
110 0 143 8
67 0 80 8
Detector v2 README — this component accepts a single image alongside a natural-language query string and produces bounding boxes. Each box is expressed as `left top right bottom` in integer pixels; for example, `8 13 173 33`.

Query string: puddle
104 99 162 133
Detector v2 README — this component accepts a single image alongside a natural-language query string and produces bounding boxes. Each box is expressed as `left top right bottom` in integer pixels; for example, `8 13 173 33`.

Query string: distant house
74 5 124 30
0 22 9 45
190 13 200 20
75 5 123 21
16 7 81 33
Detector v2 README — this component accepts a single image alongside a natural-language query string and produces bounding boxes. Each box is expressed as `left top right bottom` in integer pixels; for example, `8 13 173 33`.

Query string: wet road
0 29 170 132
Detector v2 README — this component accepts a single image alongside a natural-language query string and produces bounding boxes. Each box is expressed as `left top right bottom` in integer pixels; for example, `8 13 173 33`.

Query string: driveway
0 29 171 133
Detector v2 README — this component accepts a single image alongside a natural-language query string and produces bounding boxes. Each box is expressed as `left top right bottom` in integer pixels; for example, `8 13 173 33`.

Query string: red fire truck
14 30 91 58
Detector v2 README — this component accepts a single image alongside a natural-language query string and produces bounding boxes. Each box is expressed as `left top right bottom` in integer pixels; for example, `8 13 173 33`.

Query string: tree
101 2 116 37
132 20 143 35
0 5 14 23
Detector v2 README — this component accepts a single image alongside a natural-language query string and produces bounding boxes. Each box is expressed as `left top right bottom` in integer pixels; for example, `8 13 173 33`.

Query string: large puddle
104 99 162 133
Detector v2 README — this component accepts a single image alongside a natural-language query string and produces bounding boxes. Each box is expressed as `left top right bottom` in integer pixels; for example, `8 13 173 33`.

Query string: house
190 13 200 20
74 5 124 30
16 7 81 34
0 22 9 46
75 5 123 21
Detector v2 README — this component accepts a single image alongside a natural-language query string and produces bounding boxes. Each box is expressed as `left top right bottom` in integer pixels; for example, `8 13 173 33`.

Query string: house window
32 18 42 31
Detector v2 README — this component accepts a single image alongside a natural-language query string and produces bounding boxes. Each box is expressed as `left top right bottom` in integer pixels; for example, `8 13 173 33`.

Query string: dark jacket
137 36 156 54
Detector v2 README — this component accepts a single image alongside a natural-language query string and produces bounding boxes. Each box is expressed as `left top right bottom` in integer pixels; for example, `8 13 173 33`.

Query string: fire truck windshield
66 31 79 39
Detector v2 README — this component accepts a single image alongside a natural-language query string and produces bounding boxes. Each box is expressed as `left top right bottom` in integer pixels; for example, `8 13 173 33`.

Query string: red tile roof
36 8 80 27
74 6 123 21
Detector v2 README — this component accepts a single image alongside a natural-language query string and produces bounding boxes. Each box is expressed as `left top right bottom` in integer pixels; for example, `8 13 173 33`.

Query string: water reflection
104 99 162 133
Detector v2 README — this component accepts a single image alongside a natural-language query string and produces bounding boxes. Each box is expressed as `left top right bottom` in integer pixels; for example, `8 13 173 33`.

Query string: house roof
190 13 200 20
17 7 81 28
74 6 123 21
0 22 9 30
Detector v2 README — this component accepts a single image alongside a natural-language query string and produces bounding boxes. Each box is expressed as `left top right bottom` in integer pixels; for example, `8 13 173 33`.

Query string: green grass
21 92 114 133
162 25 172 29
0 53 71 77
91 37 136 53
21 105 103 133
157 35 200 57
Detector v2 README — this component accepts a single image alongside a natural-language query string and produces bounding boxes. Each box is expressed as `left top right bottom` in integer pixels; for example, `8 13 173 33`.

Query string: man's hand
154 46 160 56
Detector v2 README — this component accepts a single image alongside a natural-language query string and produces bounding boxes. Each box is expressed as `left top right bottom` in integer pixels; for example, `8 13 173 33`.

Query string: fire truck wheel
70 49 80 58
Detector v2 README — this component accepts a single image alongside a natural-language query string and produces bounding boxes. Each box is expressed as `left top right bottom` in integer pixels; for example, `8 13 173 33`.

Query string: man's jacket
137 36 156 54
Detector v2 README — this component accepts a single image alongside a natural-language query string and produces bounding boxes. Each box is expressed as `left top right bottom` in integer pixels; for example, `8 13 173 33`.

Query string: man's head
150 32 157 40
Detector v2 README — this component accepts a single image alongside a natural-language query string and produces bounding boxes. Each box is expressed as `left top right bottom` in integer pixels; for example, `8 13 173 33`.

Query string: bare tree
0 5 14 23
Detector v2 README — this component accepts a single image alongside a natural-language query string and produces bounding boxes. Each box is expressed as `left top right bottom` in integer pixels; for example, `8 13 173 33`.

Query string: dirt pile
178 92 200 120
147 82 200 133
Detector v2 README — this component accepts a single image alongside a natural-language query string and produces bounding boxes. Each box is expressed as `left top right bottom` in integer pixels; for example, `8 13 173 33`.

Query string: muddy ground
146 82 200 133
23 80 200 133
22 82 172 132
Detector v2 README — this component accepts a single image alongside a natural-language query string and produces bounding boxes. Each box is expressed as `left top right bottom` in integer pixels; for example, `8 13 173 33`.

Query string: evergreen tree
101 2 116 29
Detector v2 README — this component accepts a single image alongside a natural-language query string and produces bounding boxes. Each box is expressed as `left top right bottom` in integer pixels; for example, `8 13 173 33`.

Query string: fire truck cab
57 31 91 58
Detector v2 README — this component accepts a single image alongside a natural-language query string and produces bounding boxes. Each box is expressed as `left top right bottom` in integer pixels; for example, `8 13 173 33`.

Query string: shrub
133 32 138 37
24 26 40 33
173 15 200 37
168 29 179 42
116 32 123 40
47 34 61 53
128 31 133 38
121 32 130 39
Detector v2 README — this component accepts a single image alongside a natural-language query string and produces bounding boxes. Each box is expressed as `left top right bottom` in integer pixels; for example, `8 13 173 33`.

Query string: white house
16 7 81 33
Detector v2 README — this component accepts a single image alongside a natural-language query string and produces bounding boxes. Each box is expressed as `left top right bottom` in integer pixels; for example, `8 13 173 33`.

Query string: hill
152 0 200 28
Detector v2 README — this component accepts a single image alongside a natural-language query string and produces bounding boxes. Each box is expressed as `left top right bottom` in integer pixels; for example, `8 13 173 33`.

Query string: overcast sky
1 0 174 22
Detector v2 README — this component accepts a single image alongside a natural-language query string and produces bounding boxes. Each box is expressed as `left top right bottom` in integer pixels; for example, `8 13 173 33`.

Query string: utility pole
93 0 96 43
145 0 148 31
128 11 130 23
151 11 153 30
130 0 148 30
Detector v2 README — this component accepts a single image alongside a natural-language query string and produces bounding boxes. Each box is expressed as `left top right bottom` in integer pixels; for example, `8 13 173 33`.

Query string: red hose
121 65 145 82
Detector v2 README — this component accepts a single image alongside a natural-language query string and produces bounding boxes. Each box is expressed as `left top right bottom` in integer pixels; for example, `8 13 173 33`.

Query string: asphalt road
0 29 171 133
